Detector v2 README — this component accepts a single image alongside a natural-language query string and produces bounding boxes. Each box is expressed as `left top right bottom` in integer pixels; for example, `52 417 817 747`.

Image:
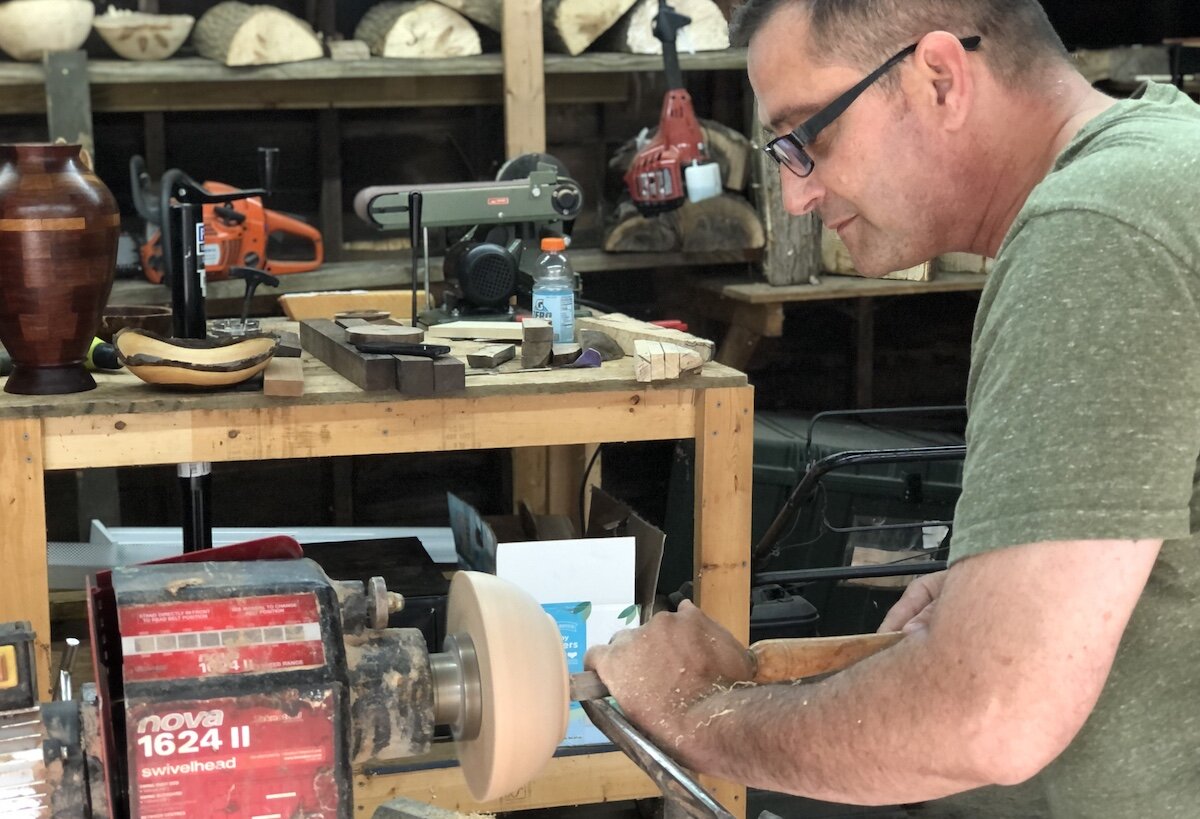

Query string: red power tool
623 0 722 216
130 154 324 284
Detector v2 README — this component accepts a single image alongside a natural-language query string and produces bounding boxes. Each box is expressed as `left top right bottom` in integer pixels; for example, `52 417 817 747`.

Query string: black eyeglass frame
764 35 983 178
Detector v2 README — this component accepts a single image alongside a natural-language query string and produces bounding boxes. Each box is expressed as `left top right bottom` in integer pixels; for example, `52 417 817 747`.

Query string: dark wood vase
0 143 120 394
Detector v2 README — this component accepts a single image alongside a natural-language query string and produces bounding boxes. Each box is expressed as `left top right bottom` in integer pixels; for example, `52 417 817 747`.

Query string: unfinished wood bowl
114 328 277 389
94 9 195 61
447 571 569 802
99 305 174 343
0 0 95 61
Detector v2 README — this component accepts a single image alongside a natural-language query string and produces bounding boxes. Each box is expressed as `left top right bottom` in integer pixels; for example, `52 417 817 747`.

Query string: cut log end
356 1 482 59
194 2 323 66
544 0 638 55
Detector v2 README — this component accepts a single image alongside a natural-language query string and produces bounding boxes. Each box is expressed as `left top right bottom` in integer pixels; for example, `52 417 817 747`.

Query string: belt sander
1 539 899 818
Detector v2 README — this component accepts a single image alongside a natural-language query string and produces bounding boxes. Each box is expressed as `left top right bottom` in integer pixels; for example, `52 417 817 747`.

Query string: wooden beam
318 109 344 262
752 103 821 286
43 51 94 165
0 419 51 700
502 0 546 155
693 386 753 818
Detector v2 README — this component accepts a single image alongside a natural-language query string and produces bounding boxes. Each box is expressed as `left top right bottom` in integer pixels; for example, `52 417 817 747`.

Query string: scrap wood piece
346 324 424 346
425 321 525 342
299 319 397 391
634 339 703 383
466 343 516 368
192 1 323 66
328 39 371 61
576 313 714 362
263 356 304 397
394 354 435 396
356 1 482 58
432 355 467 392
543 0 637 55
551 343 581 366
674 193 765 253
605 0 729 54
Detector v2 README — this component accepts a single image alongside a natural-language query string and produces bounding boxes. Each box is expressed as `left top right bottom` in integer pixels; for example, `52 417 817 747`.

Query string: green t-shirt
952 82 1200 818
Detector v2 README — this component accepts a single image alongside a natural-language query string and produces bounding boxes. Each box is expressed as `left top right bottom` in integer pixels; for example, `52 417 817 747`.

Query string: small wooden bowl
99 305 174 343
114 329 277 389
94 10 195 61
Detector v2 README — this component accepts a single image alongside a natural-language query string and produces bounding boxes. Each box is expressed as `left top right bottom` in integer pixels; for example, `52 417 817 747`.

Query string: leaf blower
623 0 722 216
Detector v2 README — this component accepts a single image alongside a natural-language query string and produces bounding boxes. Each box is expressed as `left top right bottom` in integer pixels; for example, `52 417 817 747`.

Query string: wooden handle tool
569 631 904 701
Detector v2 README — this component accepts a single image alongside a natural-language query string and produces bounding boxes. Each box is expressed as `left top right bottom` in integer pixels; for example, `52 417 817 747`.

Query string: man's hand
878 570 947 634
584 599 756 764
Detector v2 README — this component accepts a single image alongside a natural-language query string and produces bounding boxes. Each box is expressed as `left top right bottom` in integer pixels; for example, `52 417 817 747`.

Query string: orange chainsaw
130 154 324 284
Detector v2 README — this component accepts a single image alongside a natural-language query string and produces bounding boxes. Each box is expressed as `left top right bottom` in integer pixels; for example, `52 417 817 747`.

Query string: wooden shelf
697 270 988 305
0 49 747 114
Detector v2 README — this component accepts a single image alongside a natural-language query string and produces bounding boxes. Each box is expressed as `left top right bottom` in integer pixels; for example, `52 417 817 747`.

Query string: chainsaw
623 0 722 216
128 153 324 284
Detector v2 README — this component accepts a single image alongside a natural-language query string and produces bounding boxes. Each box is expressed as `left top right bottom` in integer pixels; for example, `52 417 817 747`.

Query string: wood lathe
1 539 901 818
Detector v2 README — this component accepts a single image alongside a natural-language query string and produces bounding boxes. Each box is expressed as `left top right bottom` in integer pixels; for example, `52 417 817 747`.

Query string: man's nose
780 167 824 216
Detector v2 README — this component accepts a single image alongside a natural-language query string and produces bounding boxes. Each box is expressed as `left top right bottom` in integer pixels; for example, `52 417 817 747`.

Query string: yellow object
0 644 18 690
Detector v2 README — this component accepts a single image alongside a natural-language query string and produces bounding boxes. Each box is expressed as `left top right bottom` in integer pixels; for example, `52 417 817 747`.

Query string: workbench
0 330 753 817
685 272 988 407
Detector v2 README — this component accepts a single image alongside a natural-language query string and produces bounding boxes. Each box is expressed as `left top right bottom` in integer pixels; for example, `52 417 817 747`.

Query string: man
585 1 1200 816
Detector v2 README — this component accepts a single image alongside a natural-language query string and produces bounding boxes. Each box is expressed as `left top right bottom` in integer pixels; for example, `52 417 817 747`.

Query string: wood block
329 39 371 61
432 356 466 393
634 339 704 383
280 291 425 321
521 318 553 344
263 357 304 397
299 320 397 391
394 354 435 396
522 340 552 369
425 321 525 341
466 343 516 369
551 343 581 366
576 313 714 362
276 331 302 358
336 317 372 329
346 324 424 346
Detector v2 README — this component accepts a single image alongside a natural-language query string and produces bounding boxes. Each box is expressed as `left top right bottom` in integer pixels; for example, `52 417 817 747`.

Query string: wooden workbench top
697 271 988 304
0 323 746 421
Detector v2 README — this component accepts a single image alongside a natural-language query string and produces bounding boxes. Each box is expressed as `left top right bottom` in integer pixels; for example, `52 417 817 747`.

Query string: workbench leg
693 386 753 819
0 419 51 700
716 324 762 372
854 297 876 409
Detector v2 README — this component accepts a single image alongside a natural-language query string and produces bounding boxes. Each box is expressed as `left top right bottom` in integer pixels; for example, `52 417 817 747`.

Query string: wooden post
512 444 595 533
318 109 344 262
142 112 167 181
751 103 821 286
44 51 94 166
0 419 51 700
502 0 546 156
854 297 875 408
693 386 753 819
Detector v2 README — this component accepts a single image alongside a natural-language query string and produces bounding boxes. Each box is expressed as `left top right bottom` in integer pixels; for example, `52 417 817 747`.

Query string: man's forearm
679 630 999 805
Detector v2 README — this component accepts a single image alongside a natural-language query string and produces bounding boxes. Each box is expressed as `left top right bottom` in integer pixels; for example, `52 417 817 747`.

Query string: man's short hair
731 0 1070 87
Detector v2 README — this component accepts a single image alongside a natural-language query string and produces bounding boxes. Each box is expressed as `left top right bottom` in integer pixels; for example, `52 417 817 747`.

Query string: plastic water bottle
533 237 575 344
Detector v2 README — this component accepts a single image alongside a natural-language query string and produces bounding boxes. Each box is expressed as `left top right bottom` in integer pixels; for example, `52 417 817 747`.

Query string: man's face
748 7 949 276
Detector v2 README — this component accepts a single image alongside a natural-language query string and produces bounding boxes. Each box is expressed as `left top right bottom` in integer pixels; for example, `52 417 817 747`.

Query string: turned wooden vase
0 144 120 394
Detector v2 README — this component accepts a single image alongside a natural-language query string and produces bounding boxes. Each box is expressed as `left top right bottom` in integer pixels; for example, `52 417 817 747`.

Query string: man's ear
909 31 974 130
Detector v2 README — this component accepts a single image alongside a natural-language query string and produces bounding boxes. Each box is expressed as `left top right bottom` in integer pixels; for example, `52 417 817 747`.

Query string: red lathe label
128 691 341 819
120 593 327 682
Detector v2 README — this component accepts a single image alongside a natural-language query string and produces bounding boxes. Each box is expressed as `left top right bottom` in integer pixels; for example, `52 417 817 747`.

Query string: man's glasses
764 35 982 178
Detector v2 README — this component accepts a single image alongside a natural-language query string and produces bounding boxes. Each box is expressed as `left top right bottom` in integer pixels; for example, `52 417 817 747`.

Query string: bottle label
533 292 575 343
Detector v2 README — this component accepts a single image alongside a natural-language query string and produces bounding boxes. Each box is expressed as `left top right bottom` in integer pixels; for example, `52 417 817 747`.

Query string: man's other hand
878 570 947 635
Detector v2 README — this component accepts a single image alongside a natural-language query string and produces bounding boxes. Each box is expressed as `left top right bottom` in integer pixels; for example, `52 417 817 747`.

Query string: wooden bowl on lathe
114 329 277 389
